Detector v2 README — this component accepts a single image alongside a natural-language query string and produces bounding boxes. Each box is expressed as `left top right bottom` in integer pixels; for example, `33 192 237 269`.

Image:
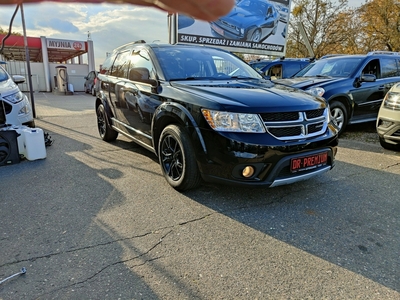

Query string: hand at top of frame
8 0 235 21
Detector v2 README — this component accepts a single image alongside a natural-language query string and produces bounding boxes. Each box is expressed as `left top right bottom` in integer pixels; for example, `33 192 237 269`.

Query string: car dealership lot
0 93 399 299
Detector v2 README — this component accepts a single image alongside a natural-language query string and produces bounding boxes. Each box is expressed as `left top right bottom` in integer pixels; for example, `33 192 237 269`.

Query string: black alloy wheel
96 104 118 142
158 124 201 191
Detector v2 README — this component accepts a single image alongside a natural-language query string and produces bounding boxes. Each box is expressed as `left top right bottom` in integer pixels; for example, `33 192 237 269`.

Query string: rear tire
96 104 118 142
158 124 202 191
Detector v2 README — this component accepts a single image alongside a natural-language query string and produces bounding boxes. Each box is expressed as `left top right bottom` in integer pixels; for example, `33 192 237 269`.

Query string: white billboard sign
170 0 290 56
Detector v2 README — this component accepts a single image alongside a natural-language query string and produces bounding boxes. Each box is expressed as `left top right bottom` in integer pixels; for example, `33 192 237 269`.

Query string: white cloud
0 2 170 69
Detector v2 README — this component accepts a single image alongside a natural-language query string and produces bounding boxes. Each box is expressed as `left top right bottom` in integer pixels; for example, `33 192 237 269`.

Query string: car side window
128 49 156 81
362 59 380 78
110 50 130 78
380 58 399 78
267 64 282 79
100 54 116 75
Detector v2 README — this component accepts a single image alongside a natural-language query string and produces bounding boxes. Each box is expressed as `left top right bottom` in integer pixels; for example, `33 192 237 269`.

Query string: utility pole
20 3 36 118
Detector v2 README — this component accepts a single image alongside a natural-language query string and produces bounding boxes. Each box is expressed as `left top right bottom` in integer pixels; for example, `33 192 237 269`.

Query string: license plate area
290 152 328 173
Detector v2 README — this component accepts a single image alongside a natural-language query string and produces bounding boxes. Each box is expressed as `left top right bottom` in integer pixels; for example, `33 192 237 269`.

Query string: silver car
0 64 35 127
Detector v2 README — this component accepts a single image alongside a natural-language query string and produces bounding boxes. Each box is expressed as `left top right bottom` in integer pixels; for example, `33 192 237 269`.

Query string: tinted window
129 49 156 80
111 50 130 78
381 57 399 78
362 59 380 78
101 54 116 75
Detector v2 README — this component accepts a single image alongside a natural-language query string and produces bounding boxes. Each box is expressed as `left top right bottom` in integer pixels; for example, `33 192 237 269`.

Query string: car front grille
260 108 328 140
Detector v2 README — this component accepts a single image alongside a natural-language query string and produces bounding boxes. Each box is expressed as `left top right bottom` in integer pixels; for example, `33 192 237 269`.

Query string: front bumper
376 112 400 145
196 128 338 187
3 97 34 126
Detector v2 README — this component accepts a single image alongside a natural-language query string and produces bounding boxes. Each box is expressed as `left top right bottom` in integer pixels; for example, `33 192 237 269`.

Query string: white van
0 63 35 127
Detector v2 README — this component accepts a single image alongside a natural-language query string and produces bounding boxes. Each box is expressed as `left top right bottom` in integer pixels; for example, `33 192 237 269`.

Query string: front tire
96 104 118 142
248 29 262 42
330 101 347 135
158 124 202 191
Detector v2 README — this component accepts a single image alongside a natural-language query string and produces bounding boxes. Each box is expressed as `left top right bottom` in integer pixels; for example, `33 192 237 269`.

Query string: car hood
0 78 20 99
220 7 260 26
169 79 327 113
275 76 342 90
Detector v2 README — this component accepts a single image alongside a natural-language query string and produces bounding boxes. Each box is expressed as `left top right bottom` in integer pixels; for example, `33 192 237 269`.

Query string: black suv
275 52 400 134
249 58 311 79
96 42 338 191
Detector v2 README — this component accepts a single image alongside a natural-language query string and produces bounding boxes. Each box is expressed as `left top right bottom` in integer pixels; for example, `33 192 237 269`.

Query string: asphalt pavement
0 92 399 299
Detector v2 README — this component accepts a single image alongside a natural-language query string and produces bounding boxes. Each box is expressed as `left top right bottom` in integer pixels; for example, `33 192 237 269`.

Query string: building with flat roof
0 34 95 93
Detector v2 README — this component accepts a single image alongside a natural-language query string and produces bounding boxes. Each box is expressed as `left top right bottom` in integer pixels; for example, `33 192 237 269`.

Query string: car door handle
378 85 385 90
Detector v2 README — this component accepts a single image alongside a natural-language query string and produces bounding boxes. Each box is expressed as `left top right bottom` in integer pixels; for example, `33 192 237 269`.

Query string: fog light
381 120 393 128
242 166 255 178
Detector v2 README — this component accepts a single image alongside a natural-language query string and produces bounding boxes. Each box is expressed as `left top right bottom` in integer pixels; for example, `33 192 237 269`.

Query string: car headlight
306 87 325 97
3 91 25 104
201 109 266 133
383 91 400 110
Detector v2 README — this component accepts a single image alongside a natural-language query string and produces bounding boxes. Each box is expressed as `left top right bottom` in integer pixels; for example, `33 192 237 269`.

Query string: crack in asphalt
0 231 154 269
35 230 172 298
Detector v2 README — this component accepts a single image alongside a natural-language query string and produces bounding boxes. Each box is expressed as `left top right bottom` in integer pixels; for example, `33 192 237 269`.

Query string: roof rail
320 54 347 59
367 51 400 56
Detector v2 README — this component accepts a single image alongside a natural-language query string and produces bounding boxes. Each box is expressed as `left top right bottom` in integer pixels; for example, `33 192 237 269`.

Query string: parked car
95 41 338 191
0 63 35 127
376 82 400 150
275 3 289 22
84 70 98 96
248 59 273 72
275 51 400 135
209 0 280 42
249 57 311 79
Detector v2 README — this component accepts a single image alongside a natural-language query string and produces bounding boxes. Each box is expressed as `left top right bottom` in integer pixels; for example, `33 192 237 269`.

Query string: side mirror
12 75 25 84
360 74 376 82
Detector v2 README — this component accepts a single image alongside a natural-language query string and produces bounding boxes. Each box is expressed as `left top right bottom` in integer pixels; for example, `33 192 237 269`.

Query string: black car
209 0 279 42
96 42 338 191
275 52 400 134
249 57 311 79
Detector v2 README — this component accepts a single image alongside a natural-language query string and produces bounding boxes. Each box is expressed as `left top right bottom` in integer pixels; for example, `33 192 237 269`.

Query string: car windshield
0 66 10 82
154 46 263 81
238 0 268 15
295 57 363 78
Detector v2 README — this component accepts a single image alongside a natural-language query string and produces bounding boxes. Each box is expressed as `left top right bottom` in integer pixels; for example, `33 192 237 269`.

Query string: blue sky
0 1 363 69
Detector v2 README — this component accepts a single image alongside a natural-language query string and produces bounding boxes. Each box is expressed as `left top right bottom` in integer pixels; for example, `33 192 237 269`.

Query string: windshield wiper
229 76 257 80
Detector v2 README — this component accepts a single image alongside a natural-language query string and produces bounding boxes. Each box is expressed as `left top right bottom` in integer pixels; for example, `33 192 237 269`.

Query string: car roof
320 51 400 60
